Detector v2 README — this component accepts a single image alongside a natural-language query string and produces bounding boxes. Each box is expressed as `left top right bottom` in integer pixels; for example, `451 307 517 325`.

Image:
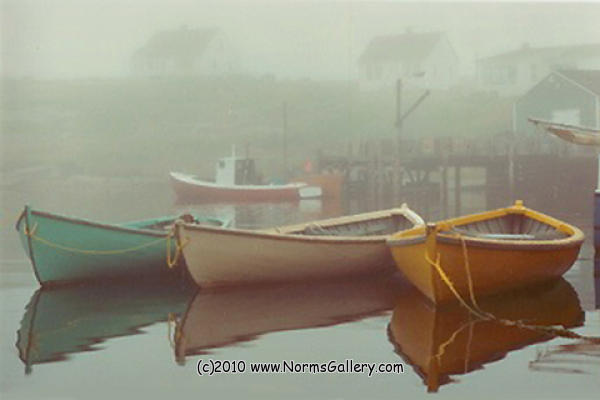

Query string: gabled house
132 27 239 77
358 31 459 90
478 43 600 97
513 69 600 151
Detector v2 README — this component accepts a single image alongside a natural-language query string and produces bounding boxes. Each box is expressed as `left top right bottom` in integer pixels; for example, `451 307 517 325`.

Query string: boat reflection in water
388 278 584 393
174 274 409 363
529 339 600 375
16 278 196 374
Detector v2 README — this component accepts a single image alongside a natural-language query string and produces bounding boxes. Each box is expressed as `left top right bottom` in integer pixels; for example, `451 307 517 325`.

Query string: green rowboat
15 206 228 286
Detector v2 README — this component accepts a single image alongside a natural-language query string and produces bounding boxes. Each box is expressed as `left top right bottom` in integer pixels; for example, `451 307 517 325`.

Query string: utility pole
393 78 430 203
396 79 403 142
282 101 288 179
393 79 403 202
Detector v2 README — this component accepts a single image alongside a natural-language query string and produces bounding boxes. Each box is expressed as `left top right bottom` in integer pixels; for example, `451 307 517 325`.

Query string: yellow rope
23 220 191 270
166 230 189 269
424 252 489 320
425 233 600 344
24 222 178 260
459 235 483 313
26 230 168 255
432 320 473 363
24 223 38 237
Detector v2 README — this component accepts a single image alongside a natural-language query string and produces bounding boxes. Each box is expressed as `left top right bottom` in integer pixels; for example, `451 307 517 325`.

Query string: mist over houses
477 42 600 97
131 26 600 138
131 27 240 77
357 30 459 90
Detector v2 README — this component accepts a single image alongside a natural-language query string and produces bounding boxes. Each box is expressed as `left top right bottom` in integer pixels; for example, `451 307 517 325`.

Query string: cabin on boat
215 155 262 185
513 69 600 153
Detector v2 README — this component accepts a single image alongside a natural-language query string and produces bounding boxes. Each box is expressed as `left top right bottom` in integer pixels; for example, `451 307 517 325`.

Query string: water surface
1 177 598 399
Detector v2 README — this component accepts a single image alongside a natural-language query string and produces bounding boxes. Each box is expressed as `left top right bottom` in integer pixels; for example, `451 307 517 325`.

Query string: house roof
557 69 600 96
479 43 600 65
135 27 218 60
358 32 443 65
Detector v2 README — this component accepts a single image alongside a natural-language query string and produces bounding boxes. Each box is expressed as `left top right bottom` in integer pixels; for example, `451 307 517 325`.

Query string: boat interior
139 214 223 231
291 214 417 237
443 214 568 240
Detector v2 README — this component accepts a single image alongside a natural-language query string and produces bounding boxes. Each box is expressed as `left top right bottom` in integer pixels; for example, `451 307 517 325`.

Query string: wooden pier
316 136 596 218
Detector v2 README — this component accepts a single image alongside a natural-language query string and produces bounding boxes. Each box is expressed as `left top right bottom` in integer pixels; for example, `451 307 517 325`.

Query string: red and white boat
170 153 321 202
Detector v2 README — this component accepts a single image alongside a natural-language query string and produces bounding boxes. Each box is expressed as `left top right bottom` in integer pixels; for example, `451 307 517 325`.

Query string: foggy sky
2 0 600 80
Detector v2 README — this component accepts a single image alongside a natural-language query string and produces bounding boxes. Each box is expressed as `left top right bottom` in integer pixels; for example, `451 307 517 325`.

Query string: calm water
1 177 599 399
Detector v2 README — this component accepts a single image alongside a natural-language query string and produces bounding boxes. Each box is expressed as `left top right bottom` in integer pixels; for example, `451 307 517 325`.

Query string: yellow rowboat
387 201 584 304
388 279 584 392
176 205 424 287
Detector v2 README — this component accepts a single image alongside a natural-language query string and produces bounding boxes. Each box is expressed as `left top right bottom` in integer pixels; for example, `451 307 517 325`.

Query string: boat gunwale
179 222 389 244
169 172 308 191
28 209 175 238
386 203 584 249
179 207 424 245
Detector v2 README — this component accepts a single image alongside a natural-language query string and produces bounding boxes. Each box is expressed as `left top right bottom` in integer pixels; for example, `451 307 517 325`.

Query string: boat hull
170 172 317 202
389 238 581 304
387 201 584 304
16 208 179 285
178 225 393 287
179 205 423 287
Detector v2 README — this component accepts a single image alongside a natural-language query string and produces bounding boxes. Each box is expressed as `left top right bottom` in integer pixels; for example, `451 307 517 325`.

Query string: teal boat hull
16 206 225 286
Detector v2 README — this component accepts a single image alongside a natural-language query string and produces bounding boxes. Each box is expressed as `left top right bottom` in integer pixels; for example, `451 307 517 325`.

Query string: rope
424 252 489 320
425 232 600 344
458 234 495 319
432 320 473 363
166 229 189 269
25 226 168 255
23 222 188 271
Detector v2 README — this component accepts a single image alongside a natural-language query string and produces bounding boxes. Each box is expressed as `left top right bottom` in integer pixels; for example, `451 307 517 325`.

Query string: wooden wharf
316 136 596 219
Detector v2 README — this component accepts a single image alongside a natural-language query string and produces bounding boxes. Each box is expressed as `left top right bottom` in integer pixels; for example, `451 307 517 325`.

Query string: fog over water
1 2 600 399
3 0 600 80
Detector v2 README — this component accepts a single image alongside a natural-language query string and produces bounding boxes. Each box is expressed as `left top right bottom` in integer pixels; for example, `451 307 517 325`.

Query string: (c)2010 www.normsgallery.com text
196 359 405 377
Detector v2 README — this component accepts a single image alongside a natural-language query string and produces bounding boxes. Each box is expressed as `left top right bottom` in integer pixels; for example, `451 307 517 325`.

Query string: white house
132 27 240 77
358 31 459 90
477 43 600 97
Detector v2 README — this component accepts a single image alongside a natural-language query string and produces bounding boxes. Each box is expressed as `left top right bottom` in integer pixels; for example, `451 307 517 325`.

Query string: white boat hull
178 226 391 286
176 206 424 287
